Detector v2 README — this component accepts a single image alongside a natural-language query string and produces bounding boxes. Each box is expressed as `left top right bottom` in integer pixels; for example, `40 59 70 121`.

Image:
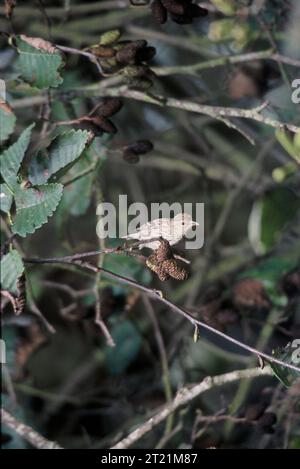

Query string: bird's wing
121 218 167 240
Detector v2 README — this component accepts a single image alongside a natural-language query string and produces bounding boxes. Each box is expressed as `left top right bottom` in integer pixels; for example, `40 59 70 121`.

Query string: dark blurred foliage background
1 0 300 449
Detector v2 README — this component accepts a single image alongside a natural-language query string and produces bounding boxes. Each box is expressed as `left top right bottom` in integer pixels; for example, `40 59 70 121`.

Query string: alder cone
245 403 267 422
233 278 271 309
127 140 154 155
75 121 102 138
123 149 140 164
91 116 117 134
155 238 173 262
116 40 148 64
151 0 168 24
161 0 186 15
146 254 169 281
161 258 189 280
91 45 116 58
15 274 26 316
145 239 188 281
189 4 208 18
98 98 123 117
136 46 156 62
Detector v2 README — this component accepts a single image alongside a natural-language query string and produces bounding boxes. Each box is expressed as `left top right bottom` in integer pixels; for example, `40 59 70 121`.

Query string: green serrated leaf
16 35 64 89
28 130 90 185
63 152 94 216
0 250 24 293
0 183 13 214
271 342 300 387
0 124 34 187
0 102 16 144
12 183 63 237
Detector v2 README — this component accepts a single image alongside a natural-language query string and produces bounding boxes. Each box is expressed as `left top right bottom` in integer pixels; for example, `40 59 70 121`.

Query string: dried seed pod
170 13 193 24
136 46 156 62
161 0 186 15
116 47 137 65
116 40 148 64
245 403 267 422
146 254 169 281
99 29 121 46
257 412 277 433
151 0 168 24
74 121 102 138
98 98 123 117
123 149 140 164
233 278 271 309
188 3 208 18
126 139 154 155
15 274 26 316
155 238 173 262
90 45 116 58
161 258 189 280
91 116 117 134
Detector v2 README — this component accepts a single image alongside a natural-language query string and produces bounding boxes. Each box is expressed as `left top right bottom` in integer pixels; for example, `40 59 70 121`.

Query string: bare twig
143 296 173 439
10 87 300 137
23 255 300 374
111 367 272 449
153 50 300 77
75 86 300 135
1 409 63 449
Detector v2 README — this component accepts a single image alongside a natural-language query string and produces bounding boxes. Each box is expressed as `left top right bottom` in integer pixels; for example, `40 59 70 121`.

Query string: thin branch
56 44 105 75
10 86 300 136
83 86 300 134
1 409 63 449
143 296 174 438
111 367 272 449
0 1 129 18
153 50 300 77
23 255 300 374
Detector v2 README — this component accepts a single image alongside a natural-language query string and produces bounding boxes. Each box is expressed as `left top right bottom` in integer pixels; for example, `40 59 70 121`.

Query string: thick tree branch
111 367 272 449
1 409 63 449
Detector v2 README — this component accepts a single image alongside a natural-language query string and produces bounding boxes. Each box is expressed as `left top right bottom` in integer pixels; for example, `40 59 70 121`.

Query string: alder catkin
161 258 189 280
92 116 117 134
99 29 121 46
98 98 123 117
15 274 26 316
151 0 168 24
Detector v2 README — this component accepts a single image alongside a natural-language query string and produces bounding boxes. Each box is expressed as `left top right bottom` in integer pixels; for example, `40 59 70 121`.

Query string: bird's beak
192 221 199 227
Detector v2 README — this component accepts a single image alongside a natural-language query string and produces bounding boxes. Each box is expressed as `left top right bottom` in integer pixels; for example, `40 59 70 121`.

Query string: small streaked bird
122 213 199 250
